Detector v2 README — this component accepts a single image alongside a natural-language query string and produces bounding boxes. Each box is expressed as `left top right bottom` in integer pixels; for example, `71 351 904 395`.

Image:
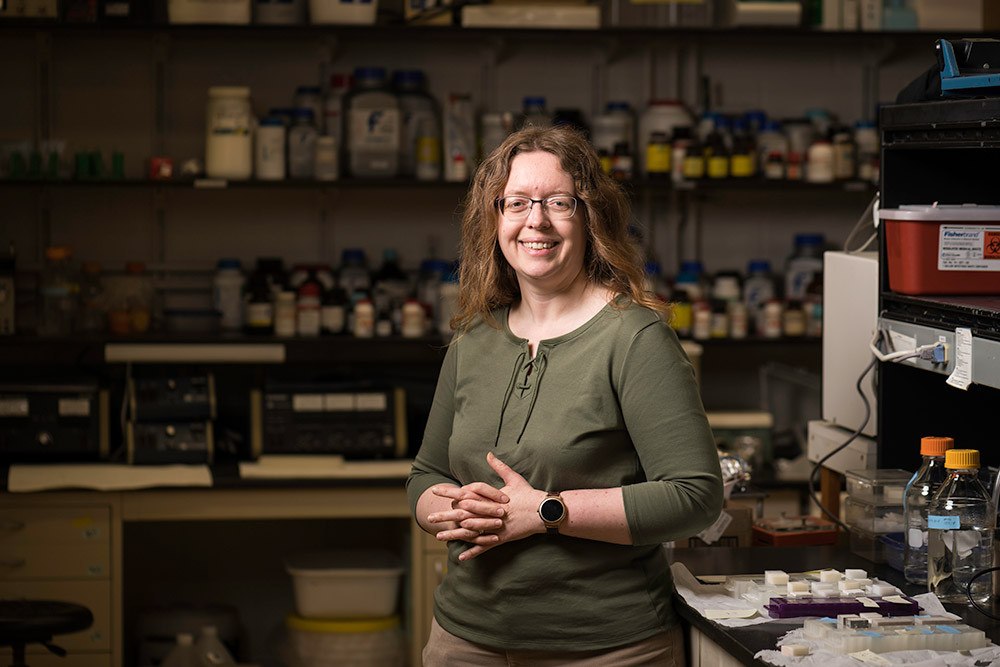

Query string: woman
406 125 723 665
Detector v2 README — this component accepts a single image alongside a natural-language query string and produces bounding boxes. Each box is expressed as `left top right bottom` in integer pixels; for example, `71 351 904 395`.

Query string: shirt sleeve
406 340 461 523
618 322 724 545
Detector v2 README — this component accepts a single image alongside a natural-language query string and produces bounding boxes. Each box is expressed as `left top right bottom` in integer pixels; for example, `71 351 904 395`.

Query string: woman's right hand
426 482 509 546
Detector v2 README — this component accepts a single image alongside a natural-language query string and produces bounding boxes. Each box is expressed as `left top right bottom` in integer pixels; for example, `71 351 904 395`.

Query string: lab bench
667 544 1000 666
0 462 440 667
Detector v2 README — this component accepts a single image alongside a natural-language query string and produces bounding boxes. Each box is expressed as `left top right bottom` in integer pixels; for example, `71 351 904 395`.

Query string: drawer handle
0 559 26 569
0 519 25 533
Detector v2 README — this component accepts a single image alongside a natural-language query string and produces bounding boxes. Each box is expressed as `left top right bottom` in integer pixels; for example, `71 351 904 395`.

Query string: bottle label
707 156 728 179
350 108 400 150
646 144 671 173
730 154 754 177
928 515 960 530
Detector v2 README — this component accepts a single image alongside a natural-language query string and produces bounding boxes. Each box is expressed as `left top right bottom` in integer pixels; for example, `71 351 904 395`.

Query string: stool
0 600 93 667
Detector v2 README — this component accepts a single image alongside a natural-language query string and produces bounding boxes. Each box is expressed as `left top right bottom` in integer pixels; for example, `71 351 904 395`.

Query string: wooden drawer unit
0 506 111 580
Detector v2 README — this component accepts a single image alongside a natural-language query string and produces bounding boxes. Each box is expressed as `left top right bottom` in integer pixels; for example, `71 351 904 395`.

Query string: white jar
591 114 629 160
275 291 297 336
401 298 425 338
213 258 245 331
806 139 834 183
206 86 253 180
255 116 286 180
287 108 318 179
638 100 692 176
296 284 321 336
314 135 338 181
353 299 375 338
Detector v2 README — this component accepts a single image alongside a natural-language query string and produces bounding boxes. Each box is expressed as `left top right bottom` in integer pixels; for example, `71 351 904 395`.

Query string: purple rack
765 596 920 619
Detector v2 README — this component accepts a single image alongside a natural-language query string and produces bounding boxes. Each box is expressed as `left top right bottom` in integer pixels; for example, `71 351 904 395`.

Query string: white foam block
812 581 836 591
845 568 868 580
782 644 809 656
870 583 898 596
839 580 863 592
788 581 809 593
765 570 790 586
820 569 842 582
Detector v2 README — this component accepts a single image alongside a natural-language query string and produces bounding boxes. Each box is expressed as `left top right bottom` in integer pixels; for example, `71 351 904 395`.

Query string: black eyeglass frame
495 195 580 219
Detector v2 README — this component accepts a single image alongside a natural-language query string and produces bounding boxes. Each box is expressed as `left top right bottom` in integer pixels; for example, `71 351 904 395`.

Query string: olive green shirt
406 298 723 651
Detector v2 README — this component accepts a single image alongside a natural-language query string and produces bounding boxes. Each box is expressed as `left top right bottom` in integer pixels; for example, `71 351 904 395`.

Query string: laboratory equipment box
845 469 911 505
879 205 1000 295
845 497 905 535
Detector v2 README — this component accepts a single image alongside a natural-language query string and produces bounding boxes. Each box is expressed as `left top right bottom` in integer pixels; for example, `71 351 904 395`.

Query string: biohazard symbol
986 232 1000 260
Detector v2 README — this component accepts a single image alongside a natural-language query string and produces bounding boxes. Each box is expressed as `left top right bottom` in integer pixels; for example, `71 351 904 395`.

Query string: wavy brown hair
449 125 670 334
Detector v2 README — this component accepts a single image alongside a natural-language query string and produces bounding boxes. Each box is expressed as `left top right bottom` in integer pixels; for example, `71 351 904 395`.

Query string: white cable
868 329 939 363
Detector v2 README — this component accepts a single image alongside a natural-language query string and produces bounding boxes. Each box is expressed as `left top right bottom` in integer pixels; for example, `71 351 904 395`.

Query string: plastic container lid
341 248 366 263
353 67 387 83
878 204 1000 221
945 448 980 469
421 258 451 274
747 259 771 274
761 119 783 132
855 120 876 129
744 109 767 124
794 233 824 246
208 86 250 98
606 101 630 112
217 258 241 270
523 96 546 108
920 436 954 456
392 70 425 86
286 613 400 635
45 246 72 260
680 260 704 274
645 261 662 276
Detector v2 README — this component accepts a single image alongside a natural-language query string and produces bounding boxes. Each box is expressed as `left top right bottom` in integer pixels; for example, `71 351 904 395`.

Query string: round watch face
540 497 565 523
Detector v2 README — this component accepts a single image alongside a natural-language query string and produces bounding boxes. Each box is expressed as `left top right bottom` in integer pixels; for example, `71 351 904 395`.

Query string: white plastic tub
285 550 403 619
309 0 377 24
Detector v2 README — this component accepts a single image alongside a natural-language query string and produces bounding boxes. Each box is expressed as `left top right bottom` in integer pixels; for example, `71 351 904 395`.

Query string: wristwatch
538 492 567 535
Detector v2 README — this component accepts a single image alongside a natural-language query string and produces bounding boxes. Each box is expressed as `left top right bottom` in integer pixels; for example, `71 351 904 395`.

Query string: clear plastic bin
845 469 912 505
845 498 904 534
849 527 887 563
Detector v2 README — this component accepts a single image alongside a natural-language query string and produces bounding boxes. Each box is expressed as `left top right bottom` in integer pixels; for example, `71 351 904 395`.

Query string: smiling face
497 151 588 294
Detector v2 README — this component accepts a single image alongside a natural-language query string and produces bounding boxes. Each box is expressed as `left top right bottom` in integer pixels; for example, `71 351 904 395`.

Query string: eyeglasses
496 195 579 220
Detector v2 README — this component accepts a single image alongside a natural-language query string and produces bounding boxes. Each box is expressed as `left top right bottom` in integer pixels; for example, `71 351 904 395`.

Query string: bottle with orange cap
927 448 994 603
38 245 79 337
903 436 954 585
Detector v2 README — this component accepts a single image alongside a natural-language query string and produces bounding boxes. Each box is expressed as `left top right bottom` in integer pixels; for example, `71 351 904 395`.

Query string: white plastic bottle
903 436 954 585
345 67 400 178
322 73 352 141
162 633 198 667
927 448 995 603
205 86 253 180
784 234 824 301
213 258 245 331
287 108 318 179
743 260 776 336
255 115 286 180
437 268 460 336
194 626 236 667
393 69 439 179
805 138 834 183
638 99 692 177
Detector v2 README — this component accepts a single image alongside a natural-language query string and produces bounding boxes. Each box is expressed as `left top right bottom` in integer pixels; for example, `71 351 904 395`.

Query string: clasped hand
427 452 546 561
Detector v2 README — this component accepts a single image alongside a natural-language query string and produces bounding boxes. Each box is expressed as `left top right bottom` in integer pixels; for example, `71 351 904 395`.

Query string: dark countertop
667 545 1000 666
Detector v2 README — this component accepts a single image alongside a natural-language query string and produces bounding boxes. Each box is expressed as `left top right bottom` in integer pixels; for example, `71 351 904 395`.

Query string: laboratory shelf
0 333 448 367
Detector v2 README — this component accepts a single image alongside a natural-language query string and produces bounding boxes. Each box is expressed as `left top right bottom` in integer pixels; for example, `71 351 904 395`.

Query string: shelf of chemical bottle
0 333 819 366
0 177 877 194
0 19 982 44
0 334 449 366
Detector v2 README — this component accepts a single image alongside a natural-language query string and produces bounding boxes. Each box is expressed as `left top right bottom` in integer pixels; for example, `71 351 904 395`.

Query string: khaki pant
422 617 685 667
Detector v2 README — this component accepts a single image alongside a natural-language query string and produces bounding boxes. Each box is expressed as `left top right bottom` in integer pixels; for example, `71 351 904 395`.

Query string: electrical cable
966 566 1000 620
843 193 879 254
807 354 877 532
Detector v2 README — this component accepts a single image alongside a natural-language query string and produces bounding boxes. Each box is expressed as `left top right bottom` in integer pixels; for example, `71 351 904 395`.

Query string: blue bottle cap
523 96 546 108
795 233 825 246
291 108 315 120
747 259 771 274
421 259 451 273
392 70 425 86
354 67 387 82
260 116 285 127
217 258 242 270
342 248 366 262
761 119 783 132
680 260 704 274
854 120 876 129
606 101 630 112
645 261 662 276
295 85 322 96
744 110 767 125
714 116 731 131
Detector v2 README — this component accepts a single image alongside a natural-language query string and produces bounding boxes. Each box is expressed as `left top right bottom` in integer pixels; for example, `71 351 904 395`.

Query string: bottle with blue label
903 436 954 585
345 67 400 178
927 448 994 603
393 69 439 179
784 233 824 301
